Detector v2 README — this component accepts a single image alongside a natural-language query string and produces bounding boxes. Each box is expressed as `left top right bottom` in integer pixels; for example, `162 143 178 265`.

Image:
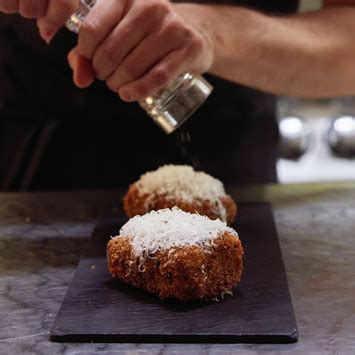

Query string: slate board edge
50 203 299 344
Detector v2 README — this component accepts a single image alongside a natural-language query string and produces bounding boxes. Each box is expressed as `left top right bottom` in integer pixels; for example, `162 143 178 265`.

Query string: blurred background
276 97 355 183
275 0 355 184
1 0 355 189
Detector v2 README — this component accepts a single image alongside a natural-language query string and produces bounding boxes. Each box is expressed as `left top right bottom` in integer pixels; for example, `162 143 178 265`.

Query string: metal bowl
328 115 355 158
278 116 311 160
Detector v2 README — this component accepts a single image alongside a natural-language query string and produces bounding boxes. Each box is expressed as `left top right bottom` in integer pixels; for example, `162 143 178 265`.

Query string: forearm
175 4 355 98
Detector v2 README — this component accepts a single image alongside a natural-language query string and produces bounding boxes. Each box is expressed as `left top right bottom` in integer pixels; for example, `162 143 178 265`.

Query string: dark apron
0 0 298 190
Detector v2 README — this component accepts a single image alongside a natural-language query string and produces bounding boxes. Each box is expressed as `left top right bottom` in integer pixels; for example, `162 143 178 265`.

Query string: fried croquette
107 208 243 301
123 165 237 224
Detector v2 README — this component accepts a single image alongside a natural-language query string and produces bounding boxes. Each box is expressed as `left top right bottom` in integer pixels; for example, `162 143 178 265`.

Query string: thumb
36 18 60 44
68 47 95 88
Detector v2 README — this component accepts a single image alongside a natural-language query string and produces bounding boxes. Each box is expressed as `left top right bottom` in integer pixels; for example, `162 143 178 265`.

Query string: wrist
172 3 216 73
172 4 255 77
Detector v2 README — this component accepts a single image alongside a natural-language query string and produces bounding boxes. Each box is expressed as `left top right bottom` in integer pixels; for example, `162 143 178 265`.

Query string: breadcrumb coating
107 231 243 301
123 185 237 225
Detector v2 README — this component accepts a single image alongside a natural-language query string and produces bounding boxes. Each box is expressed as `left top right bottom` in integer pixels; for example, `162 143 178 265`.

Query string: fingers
114 49 187 102
80 0 172 80
91 20 149 80
102 6 207 102
68 47 95 88
0 0 19 14
1 0 77 42
19 0 47 18
105 24 183 91
68 0 210 103
44 0 79 27
37 0 79 42
77 0 125 60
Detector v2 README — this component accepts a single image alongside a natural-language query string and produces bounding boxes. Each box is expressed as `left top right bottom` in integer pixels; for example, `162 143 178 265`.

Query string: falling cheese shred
135 165 228 221
117 207 238 261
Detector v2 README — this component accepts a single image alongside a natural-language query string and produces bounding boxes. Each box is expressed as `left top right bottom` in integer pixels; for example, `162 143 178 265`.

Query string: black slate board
51 203 298 343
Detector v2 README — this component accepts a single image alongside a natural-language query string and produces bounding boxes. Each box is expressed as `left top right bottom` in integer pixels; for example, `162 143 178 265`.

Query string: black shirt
0 0 298 190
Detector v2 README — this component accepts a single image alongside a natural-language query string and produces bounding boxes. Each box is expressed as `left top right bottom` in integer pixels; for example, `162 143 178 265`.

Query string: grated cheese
135 165 228 221
116 207 238 261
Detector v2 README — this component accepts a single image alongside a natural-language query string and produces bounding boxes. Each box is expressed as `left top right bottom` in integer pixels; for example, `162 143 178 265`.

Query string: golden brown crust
123 184 237 224
221 195 238 225
107 232 243 301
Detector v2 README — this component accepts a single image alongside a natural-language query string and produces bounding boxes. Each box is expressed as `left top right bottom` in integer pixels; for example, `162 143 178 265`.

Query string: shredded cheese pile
135 165 228 221
117 208 238 260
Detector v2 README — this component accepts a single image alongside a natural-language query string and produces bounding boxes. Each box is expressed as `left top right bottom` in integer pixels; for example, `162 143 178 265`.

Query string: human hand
0 0 79 43
69 0 214 102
